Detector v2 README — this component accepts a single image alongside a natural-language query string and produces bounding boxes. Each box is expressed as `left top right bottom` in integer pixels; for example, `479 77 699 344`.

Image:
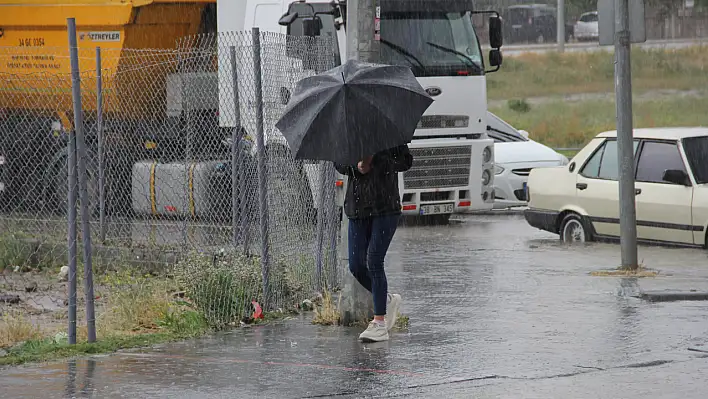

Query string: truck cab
218 0 505 221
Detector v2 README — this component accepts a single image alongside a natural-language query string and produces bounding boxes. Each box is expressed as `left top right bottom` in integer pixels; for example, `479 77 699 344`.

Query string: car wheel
560 213 591 244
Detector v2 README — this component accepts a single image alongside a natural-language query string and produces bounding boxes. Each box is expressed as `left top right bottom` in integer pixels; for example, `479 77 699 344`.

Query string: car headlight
482 169 492 186
494 164 505 175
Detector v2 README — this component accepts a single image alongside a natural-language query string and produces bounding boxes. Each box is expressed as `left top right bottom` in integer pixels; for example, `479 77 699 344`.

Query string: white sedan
574 11 599 41
487 112 569 209
524 127 708 248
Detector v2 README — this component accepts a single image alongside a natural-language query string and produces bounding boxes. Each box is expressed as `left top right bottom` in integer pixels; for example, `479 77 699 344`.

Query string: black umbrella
275 59 433 166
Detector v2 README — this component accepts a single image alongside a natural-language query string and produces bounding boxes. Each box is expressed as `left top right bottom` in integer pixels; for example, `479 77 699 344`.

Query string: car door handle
635 188 642 195
576 183 588 190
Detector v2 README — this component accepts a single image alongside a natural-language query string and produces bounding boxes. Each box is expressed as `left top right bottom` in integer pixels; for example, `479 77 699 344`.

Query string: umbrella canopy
275 59 433 166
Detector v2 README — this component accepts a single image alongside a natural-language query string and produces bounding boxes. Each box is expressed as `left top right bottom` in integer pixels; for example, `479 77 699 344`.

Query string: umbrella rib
283 81 341 113
287 87 342 152
349 86 418 141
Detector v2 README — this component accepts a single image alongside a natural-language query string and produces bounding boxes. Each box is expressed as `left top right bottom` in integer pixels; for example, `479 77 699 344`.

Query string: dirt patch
0 270 104 346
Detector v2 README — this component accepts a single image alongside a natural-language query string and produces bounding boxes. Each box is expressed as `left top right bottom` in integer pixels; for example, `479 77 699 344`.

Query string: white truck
218 0 504 222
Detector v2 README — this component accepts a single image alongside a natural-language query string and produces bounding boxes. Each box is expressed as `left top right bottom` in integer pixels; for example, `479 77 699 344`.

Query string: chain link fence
0 45 101 346
0 29 342 345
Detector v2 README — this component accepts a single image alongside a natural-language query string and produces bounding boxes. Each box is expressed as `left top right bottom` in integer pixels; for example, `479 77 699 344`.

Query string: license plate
420 203 454 215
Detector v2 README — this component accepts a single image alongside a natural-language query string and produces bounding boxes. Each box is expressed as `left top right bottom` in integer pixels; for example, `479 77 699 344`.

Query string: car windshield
682 136 708 184
580 13 598 23
379 11 483 77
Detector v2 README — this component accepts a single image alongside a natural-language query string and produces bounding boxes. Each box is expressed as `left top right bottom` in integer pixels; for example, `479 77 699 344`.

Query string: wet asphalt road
3 212 708 398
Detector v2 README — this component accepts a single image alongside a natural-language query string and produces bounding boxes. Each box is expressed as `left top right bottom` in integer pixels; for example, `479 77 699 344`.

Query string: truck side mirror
303 17 322 37
489 16 503 49
485 49 503 74
279 12 298 26
489 49 503 67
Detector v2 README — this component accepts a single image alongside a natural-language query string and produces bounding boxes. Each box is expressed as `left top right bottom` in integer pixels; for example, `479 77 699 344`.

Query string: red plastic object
251 301 264 319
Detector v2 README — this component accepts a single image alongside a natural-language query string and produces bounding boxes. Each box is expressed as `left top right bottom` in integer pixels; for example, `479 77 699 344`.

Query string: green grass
491 96 708 150
0 332 188 366
487 46 708 100
0 308 295 367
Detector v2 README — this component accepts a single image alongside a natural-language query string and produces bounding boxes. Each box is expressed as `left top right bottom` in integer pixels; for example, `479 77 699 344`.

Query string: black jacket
334 145 413 220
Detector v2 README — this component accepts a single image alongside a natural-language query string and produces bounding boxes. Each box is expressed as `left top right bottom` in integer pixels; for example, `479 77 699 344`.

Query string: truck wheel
46 153 100 217
559 213 591 244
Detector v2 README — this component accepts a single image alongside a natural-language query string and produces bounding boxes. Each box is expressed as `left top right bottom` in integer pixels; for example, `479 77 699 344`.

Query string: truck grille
404 146 472 190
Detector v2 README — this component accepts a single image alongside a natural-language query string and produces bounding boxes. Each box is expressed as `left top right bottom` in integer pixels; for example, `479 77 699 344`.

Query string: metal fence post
229 46 242 250
252 27 270 307
96 47 106 245
314 162 328 292
238 139 251 256
177 45 190 248
325 165 339 290
66 18 80 345
557 0 566 52
615 0 638 270
68 18 97 343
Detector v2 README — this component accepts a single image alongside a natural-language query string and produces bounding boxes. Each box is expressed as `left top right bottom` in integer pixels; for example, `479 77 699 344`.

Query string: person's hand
357 156 373 174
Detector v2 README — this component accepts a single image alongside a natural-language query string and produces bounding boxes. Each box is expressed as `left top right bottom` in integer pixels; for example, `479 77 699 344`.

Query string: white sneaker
359 321 389 342
385 293 402 331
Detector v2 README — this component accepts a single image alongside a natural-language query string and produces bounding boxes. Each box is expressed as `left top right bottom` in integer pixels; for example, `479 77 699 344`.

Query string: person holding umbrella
275 59 433 342
335 145 412 342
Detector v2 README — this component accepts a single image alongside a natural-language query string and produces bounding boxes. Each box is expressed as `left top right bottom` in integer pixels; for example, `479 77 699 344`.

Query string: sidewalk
2 214 708 398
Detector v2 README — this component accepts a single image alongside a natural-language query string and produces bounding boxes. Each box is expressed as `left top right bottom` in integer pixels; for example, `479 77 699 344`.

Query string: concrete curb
638 290 708 303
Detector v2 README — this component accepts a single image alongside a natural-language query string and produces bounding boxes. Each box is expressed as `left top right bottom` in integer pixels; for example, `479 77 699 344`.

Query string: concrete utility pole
339 0 379 326
614 0 639 270
557 0 565 52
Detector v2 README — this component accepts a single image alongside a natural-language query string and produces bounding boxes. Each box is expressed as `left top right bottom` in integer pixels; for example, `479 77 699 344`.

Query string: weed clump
312 291 340 326
92 268 208 340
0 310 42 348
174 251 308 330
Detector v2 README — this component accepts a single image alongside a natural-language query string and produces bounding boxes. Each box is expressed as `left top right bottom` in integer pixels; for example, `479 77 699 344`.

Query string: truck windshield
380 11 483 77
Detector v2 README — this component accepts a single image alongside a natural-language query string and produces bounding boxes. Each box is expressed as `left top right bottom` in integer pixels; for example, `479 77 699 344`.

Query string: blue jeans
348 214 400 316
